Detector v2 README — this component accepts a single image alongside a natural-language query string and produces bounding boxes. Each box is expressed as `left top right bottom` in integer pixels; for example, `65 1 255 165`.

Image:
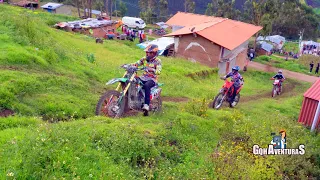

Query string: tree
205 3 214 16
139 0 148 12
104 0 109 15
214 0 240 20
184 0 195 13
119 0 127 16
139 0 157 23
159 0 168 21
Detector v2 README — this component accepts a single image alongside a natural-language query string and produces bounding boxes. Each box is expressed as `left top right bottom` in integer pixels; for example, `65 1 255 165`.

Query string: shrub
183 98 208 118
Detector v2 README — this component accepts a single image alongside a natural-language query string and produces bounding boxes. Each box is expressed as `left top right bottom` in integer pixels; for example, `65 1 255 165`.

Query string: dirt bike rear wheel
229 94 240 108
151 96 163 114
277 86 281 95
212 93 224 110
95 90 125 118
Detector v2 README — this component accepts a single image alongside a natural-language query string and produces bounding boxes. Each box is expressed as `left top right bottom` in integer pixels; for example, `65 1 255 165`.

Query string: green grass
254 55 319 76
0 4 319 179
283 41 299 53
313 8 320 14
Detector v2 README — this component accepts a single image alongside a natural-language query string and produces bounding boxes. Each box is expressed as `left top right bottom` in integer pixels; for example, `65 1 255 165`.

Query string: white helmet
278 70 283 74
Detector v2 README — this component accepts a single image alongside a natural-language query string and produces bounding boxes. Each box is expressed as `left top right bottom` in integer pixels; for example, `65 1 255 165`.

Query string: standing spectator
131 30 135 41
310 61 314 73
249 52 254 61
315 62 319 74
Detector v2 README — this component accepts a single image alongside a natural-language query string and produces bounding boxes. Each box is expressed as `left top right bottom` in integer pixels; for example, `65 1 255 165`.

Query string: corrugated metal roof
298 98 319 128
41 2 63 10
57 18 116 28
304 79 320 101
260 41 274 52
85 9 101 15
165 14 262 50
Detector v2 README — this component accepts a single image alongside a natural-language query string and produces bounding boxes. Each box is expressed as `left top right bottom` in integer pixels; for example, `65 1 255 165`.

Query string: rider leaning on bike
132 44 162 111
222 66 244 103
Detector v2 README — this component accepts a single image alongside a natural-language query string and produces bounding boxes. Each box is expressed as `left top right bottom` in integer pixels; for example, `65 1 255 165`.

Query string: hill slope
0 5 319 179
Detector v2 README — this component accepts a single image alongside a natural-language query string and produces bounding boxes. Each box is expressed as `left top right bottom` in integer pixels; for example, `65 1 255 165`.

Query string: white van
122 16 146 29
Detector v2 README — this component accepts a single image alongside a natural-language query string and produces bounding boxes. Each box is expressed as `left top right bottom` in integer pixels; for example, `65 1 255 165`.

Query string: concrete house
165 12 262 74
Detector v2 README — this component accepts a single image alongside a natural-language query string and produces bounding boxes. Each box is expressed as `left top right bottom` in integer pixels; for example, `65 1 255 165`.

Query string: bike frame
221 80 242 99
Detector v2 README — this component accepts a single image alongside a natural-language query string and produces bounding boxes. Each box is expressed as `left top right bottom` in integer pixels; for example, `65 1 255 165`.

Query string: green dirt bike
95 64 163 118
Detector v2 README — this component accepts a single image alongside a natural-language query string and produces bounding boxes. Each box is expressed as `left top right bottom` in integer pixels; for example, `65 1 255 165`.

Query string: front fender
106 78 128 85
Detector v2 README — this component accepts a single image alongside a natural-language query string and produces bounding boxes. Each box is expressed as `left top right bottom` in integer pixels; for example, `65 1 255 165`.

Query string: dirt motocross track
248 61 319 83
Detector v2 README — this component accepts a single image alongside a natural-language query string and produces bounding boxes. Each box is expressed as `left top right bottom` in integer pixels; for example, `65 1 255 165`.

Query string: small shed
298 79 320 131
257 41 274 55
41 3 71 15
54 18 118 39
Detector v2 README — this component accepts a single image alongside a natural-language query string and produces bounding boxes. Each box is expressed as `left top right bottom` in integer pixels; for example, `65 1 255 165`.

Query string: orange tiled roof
165 12 262 50
166 11 224 26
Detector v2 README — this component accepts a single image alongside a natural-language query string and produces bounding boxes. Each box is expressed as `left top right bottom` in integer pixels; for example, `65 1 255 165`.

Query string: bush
183 98 208 118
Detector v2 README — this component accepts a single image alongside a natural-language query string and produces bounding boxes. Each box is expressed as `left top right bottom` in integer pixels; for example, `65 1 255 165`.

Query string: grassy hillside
0 5 319 179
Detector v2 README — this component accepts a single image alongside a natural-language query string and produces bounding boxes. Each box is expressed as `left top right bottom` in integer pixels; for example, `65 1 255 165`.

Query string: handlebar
121 64 146 71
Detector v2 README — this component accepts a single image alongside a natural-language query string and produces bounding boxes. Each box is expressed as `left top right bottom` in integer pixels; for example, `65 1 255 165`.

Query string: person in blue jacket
222 66 244 103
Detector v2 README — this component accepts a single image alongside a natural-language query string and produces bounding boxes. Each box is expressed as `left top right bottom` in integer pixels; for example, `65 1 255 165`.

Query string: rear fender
106 78 128 85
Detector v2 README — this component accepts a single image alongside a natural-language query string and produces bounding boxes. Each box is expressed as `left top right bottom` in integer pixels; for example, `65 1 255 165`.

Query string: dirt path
241 79 299 103
248 61 318 83
272 54 294 60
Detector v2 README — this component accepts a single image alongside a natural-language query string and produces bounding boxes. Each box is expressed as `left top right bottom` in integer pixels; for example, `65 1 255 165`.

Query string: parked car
122 16 146 29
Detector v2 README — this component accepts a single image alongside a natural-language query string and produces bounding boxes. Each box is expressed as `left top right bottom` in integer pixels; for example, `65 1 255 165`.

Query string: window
139 20 145 24
135 21 140 24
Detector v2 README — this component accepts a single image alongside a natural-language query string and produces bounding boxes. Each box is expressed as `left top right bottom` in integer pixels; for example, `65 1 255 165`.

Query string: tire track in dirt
248 61 318 83
241 79 300 103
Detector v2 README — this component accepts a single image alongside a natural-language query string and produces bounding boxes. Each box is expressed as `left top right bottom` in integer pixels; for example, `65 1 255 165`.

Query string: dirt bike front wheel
272 86 277 97
212 93 225 110
229 94 240 108
95 90 125 118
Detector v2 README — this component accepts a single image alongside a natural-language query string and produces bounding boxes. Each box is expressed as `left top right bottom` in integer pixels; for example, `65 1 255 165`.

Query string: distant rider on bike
222 66 243 103
132 44 162 111
271 70 285 91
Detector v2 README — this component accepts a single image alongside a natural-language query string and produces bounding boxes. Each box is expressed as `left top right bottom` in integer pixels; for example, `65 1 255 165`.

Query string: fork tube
116 72 127 91
122 74 135 95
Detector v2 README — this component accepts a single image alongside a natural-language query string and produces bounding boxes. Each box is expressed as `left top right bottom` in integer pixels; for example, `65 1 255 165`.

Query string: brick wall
92 25 117 38
175 34 221 68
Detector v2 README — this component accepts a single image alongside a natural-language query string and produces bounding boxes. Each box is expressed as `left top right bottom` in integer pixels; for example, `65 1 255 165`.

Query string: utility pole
298 29 304 55
115 0 117 18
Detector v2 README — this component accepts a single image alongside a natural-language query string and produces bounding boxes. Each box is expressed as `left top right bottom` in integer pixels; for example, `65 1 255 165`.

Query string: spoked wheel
150 96 163 115
95 90 125 118
212 93 225 110
229 94 240 108
272 86 277 97
277 86 281 95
